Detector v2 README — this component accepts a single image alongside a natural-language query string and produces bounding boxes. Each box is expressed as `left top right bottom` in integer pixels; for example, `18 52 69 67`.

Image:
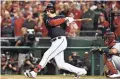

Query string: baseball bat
74 18 92 21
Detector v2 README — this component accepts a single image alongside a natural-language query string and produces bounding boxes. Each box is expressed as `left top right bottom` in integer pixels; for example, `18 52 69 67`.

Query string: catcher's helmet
45 3 55 13
104 32 117 48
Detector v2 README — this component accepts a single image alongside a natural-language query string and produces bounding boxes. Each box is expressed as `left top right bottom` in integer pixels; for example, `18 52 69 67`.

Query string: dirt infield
1 75 119 79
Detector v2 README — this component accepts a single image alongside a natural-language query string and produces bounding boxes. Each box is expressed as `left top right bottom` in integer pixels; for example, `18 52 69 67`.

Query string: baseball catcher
92 31 120 78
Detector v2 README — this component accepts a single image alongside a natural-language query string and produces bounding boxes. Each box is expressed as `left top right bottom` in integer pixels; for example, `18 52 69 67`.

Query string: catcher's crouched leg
112 55 120 71
108 55 120 78
103 54 118 76
104 60 118 75
104 55 120 78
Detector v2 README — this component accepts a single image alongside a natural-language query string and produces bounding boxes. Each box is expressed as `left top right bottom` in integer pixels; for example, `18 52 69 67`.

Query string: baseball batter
24 3 87 78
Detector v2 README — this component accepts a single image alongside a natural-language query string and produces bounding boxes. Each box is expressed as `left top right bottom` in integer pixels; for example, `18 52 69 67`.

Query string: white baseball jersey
112 43 120 53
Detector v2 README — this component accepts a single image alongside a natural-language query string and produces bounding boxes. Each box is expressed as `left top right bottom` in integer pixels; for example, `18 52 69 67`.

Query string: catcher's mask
103 32 117 48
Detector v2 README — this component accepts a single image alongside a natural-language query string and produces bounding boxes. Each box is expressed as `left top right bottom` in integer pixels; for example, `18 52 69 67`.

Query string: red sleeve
49 18 66 26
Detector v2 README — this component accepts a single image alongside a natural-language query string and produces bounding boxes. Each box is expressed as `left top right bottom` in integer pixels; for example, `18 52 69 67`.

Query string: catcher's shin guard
103 54 118 75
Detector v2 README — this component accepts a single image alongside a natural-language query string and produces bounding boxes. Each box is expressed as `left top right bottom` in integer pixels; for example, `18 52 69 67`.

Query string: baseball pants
39 36 87 75
112 55 120 71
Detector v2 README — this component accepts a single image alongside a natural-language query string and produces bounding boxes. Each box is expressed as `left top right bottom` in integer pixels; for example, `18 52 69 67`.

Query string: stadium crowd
1 0 120 75
1 1 120 37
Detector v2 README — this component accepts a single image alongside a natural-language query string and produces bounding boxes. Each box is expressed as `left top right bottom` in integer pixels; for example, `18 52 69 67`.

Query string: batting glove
65 17 74 23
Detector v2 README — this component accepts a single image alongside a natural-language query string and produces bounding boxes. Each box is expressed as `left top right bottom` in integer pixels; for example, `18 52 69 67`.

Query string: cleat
77 69 87 76
74 69 87 79
108 73 120 78
24 70 31 77
30 71 37 78
23 65 42 78
74 74 81 79
28 64 42 78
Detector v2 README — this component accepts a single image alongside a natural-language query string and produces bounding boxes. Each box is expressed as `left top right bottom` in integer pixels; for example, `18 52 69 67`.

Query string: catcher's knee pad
105 59 118 75
112 55 120 71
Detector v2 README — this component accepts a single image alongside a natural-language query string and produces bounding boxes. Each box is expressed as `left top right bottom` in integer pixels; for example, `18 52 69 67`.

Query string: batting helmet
45 3 55 13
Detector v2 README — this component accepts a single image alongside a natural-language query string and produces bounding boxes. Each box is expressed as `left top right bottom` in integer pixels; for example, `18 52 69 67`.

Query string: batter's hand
65 17 74 23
